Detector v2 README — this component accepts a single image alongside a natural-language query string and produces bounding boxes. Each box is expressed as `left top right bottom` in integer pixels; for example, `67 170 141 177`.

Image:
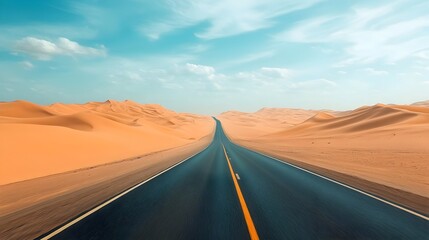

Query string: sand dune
0 100 54 118
0 100 214 185
267 104 429 138
219 102 429 201
411 100 429 107
218 107 318 139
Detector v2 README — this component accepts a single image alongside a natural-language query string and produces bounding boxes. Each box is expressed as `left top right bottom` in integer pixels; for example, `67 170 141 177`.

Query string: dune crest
268 104 429 138
220 102 429 145
0 100 214 184
305 112 335 122
219 101 429 198
0 100 54 118
411 100 429 107
218 107 318 139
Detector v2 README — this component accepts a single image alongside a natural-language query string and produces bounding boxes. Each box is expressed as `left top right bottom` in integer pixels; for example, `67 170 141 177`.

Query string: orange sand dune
0 100 214 185
411 100 429 107
0 100 54 118
219 102 429 200
268 104 429 139
219 107 318 139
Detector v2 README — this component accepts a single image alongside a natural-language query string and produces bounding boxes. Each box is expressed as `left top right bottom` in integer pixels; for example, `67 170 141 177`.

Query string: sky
0 0 428 114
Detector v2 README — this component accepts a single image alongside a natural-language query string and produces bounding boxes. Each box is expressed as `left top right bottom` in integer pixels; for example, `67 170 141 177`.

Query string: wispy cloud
92 57 302 93
186 44 210 53
224 50 275 67
275 1 429 66
20 61 34 70
139 0 322 40
2 0 427 113
186 63 215 75
290 78 336 89
138 22 181 41
13 37 106 60
415 50 429 60
232 67 337 91
0 25 98 49
260 67 292 79
363 67 389 76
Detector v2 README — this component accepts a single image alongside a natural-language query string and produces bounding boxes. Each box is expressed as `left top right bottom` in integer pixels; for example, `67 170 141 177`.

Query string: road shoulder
0 132 214 240
232 139 429 217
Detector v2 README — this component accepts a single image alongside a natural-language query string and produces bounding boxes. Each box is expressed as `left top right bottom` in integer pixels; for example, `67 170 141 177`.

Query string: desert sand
0 135 213 239
412 100 429 107
219 107 319 139
219 102 429 213
0 100 214 185
0 100 214 239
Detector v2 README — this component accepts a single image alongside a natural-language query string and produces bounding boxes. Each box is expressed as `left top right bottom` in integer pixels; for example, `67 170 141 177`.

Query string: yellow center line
222 144 259 240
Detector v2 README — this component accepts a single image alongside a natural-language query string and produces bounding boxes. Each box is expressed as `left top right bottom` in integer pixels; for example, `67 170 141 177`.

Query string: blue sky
0 0 428 114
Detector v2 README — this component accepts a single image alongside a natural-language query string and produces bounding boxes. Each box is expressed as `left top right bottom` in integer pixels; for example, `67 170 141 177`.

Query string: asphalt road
39 119 429 239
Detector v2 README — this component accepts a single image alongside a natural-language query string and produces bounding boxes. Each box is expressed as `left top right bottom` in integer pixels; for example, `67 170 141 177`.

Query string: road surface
39 119 429 239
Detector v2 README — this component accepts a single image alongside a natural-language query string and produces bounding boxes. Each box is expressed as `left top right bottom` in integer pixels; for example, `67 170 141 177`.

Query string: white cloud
225 50 275 67
260 67 292 78
56 38 105 56
233 68 336 91
415 50 429 60
275 1 429 65
14 37 59 60
97 57 302 94
78 54 339 96
101 59 224 91
14 37 106 60
129 72 145 81
139 22 184 41
0 25 98 48
233 67 290 85
139 0 322 40
20 61 34 69
186 44 210 53
290 78 337 89
186 63 215 75
363 68 389 76
232 67 294 91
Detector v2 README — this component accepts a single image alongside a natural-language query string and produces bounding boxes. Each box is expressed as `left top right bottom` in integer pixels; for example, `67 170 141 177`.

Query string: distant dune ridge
1 99 428 204
267 103 429 138
411 100 429 107
0 100 214 185
218 101 429 200
219 102 429 140
218 108 319 139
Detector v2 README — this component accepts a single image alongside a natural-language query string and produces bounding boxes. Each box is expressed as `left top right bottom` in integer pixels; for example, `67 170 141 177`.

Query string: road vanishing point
39 119 429 239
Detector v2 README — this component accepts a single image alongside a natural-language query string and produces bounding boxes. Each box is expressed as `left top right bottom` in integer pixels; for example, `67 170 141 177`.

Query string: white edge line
221 132 429 221
41 144 211 239
235 173 241 180
249 147 429 221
